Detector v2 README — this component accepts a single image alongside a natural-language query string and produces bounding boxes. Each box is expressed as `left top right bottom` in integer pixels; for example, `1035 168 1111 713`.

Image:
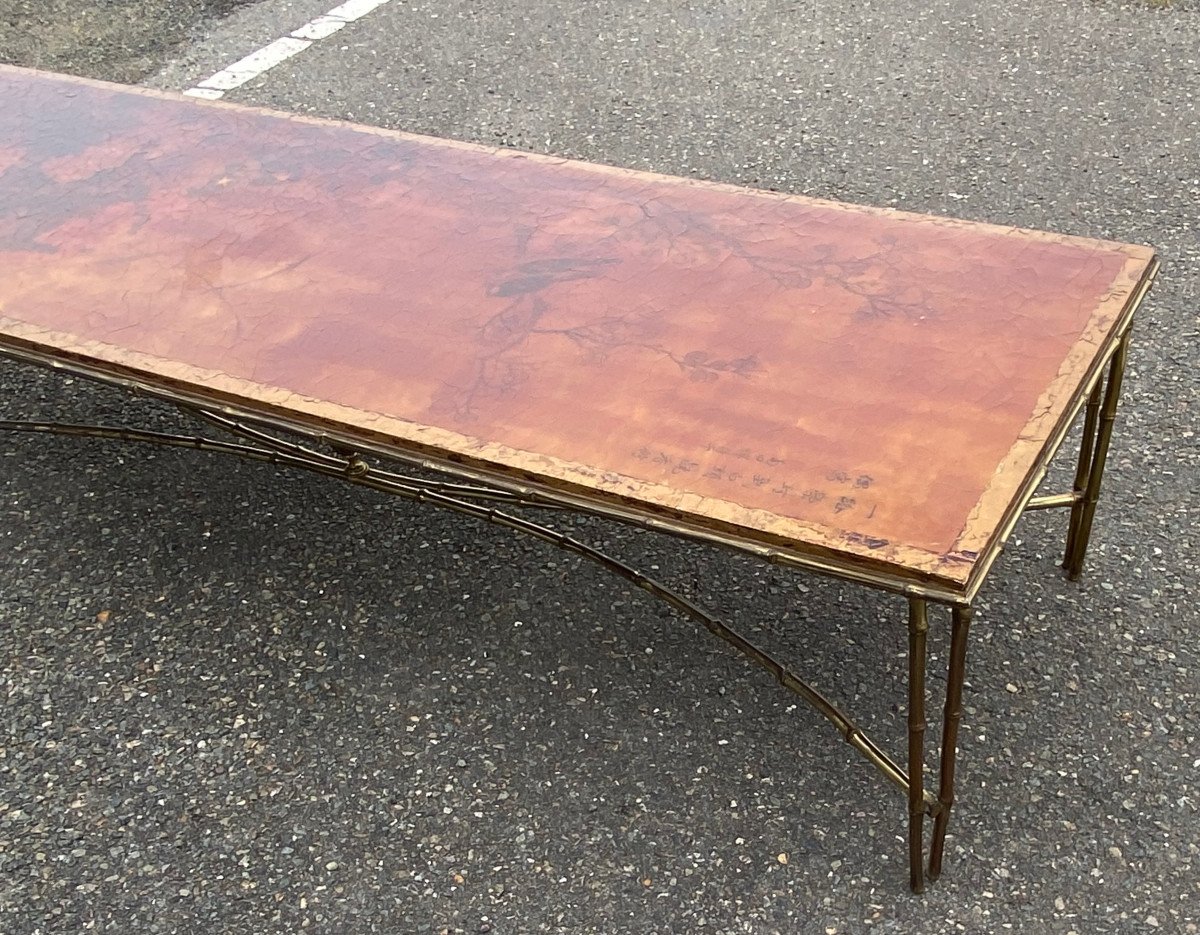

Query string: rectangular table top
0 66 1157 597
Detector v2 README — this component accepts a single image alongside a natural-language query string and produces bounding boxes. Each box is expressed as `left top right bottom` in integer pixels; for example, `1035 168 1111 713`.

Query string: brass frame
0 316 1137 891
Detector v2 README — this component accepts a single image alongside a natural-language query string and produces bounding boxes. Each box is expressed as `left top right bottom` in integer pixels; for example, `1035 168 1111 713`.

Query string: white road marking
188 36 312 93
183 0 391 99
291 15 348 41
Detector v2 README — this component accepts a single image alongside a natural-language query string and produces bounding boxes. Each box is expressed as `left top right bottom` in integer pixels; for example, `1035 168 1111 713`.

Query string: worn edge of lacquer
0 317 973 590
952 250 1159 595
0 63 1163 261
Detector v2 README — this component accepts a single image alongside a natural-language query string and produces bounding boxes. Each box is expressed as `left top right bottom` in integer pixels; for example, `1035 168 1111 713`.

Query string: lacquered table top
0 66 1157 593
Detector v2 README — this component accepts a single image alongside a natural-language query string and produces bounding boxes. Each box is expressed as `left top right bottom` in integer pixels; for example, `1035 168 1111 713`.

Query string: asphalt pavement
1 1 1198 933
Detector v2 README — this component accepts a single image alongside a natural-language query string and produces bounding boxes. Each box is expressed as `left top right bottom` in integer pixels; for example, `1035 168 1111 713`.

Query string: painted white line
184 0 392 99
323 0 392 21
291 15 348 41
182 86 225 100
193 36 312 92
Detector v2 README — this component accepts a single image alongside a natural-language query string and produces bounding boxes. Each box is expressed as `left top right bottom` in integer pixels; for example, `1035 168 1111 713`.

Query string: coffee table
0 65 1158 891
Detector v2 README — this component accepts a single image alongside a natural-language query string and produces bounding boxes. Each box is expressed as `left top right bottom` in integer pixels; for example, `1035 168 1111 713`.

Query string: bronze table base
0 323 1132 892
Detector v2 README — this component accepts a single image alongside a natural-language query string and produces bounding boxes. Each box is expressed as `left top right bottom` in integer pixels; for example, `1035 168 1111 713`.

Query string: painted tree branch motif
611 200 936 323
449 255 765 416
442 198 935 417
458 259 625 417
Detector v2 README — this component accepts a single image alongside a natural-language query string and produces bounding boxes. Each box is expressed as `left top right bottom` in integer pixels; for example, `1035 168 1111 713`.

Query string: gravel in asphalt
0 0 260 82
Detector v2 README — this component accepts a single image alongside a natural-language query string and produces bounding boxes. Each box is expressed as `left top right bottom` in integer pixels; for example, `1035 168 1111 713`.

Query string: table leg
928 604 972 881
1063 380 1102 563
1064 333 1130 579
906 597 929 893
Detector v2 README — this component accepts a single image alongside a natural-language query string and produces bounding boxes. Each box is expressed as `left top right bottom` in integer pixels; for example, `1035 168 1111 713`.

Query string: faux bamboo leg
928 605 973 881
1065 335 1130 580
907 598 929 893
1062 380 1103 566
